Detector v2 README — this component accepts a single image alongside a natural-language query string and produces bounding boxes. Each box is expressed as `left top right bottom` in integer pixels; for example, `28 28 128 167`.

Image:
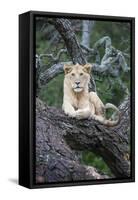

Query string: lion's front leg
62 101 76 118
62 101 91 119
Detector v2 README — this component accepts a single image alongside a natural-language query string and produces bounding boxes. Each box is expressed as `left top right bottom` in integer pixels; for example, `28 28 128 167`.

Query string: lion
62 63 120 126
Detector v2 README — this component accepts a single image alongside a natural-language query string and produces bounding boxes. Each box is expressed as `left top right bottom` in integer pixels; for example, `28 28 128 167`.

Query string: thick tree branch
36 99 108 183
49 18 86 65
38 62 96 93
36 96 130 183
39 63 64 85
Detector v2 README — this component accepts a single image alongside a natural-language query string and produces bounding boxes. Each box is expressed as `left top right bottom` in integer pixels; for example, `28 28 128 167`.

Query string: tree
35 18 130 183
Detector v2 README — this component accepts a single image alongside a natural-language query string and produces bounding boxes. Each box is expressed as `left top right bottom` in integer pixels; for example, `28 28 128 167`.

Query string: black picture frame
19 11 135 189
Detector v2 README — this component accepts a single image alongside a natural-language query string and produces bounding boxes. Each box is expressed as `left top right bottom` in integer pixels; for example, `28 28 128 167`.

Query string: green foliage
90 21 130 53
39 74 64 108
81 151 112 176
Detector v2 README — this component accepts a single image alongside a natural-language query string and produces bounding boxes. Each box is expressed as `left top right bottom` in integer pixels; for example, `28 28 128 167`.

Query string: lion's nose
75 81 80 85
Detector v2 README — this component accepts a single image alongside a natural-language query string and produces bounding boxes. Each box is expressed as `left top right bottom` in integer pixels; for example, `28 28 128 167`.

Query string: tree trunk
49 18 86 65
36 96 130 183
81 20 94 48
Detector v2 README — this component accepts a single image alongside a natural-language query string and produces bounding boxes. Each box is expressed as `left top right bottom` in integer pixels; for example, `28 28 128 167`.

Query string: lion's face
64 63 91 93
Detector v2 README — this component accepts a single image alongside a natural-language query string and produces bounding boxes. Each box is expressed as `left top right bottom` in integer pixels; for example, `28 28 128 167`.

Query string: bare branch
39 49 67 63
81 36 130 75
80 43 96 55
39 63 64 85
94 36 130 72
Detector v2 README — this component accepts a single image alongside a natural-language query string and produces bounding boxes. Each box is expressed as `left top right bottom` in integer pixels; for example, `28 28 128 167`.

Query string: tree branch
36 98 108 183
38 49 67 63
39 61 98 93
49 18 86 65
39 22 129 93
39 63 64 85
36 96 130 183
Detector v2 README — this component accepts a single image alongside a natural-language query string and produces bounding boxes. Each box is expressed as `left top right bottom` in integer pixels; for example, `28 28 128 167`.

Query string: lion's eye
71 73 75 76
80 73 83 76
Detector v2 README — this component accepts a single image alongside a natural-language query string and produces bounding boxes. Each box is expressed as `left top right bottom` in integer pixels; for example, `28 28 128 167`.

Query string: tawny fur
62 63 120 126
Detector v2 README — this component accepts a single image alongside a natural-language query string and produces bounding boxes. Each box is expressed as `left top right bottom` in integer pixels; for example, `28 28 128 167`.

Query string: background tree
35 17 131 183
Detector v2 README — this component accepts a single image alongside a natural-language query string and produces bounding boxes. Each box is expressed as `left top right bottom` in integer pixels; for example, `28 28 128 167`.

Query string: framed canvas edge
19 10 135 189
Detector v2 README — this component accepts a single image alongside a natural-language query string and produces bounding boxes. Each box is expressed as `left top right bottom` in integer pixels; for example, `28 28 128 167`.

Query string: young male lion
62 63 120 126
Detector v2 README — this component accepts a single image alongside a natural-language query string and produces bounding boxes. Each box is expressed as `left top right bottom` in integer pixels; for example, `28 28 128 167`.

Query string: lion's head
64 63 92 93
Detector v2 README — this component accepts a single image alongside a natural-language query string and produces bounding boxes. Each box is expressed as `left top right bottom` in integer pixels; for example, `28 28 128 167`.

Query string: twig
39 49 67 63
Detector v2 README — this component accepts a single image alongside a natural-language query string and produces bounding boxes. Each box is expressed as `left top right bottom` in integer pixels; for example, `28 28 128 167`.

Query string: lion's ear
83 63 92 74
64 64 73 74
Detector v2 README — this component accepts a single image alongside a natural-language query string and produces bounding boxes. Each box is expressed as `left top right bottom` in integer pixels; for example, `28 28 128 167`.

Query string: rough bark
36 99 108 183
36 96 130 183
49 18 86 65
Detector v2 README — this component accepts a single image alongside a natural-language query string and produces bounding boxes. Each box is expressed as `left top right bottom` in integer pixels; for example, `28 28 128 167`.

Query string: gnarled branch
49 18 86 65
36 96 130 183
38 49 67 63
